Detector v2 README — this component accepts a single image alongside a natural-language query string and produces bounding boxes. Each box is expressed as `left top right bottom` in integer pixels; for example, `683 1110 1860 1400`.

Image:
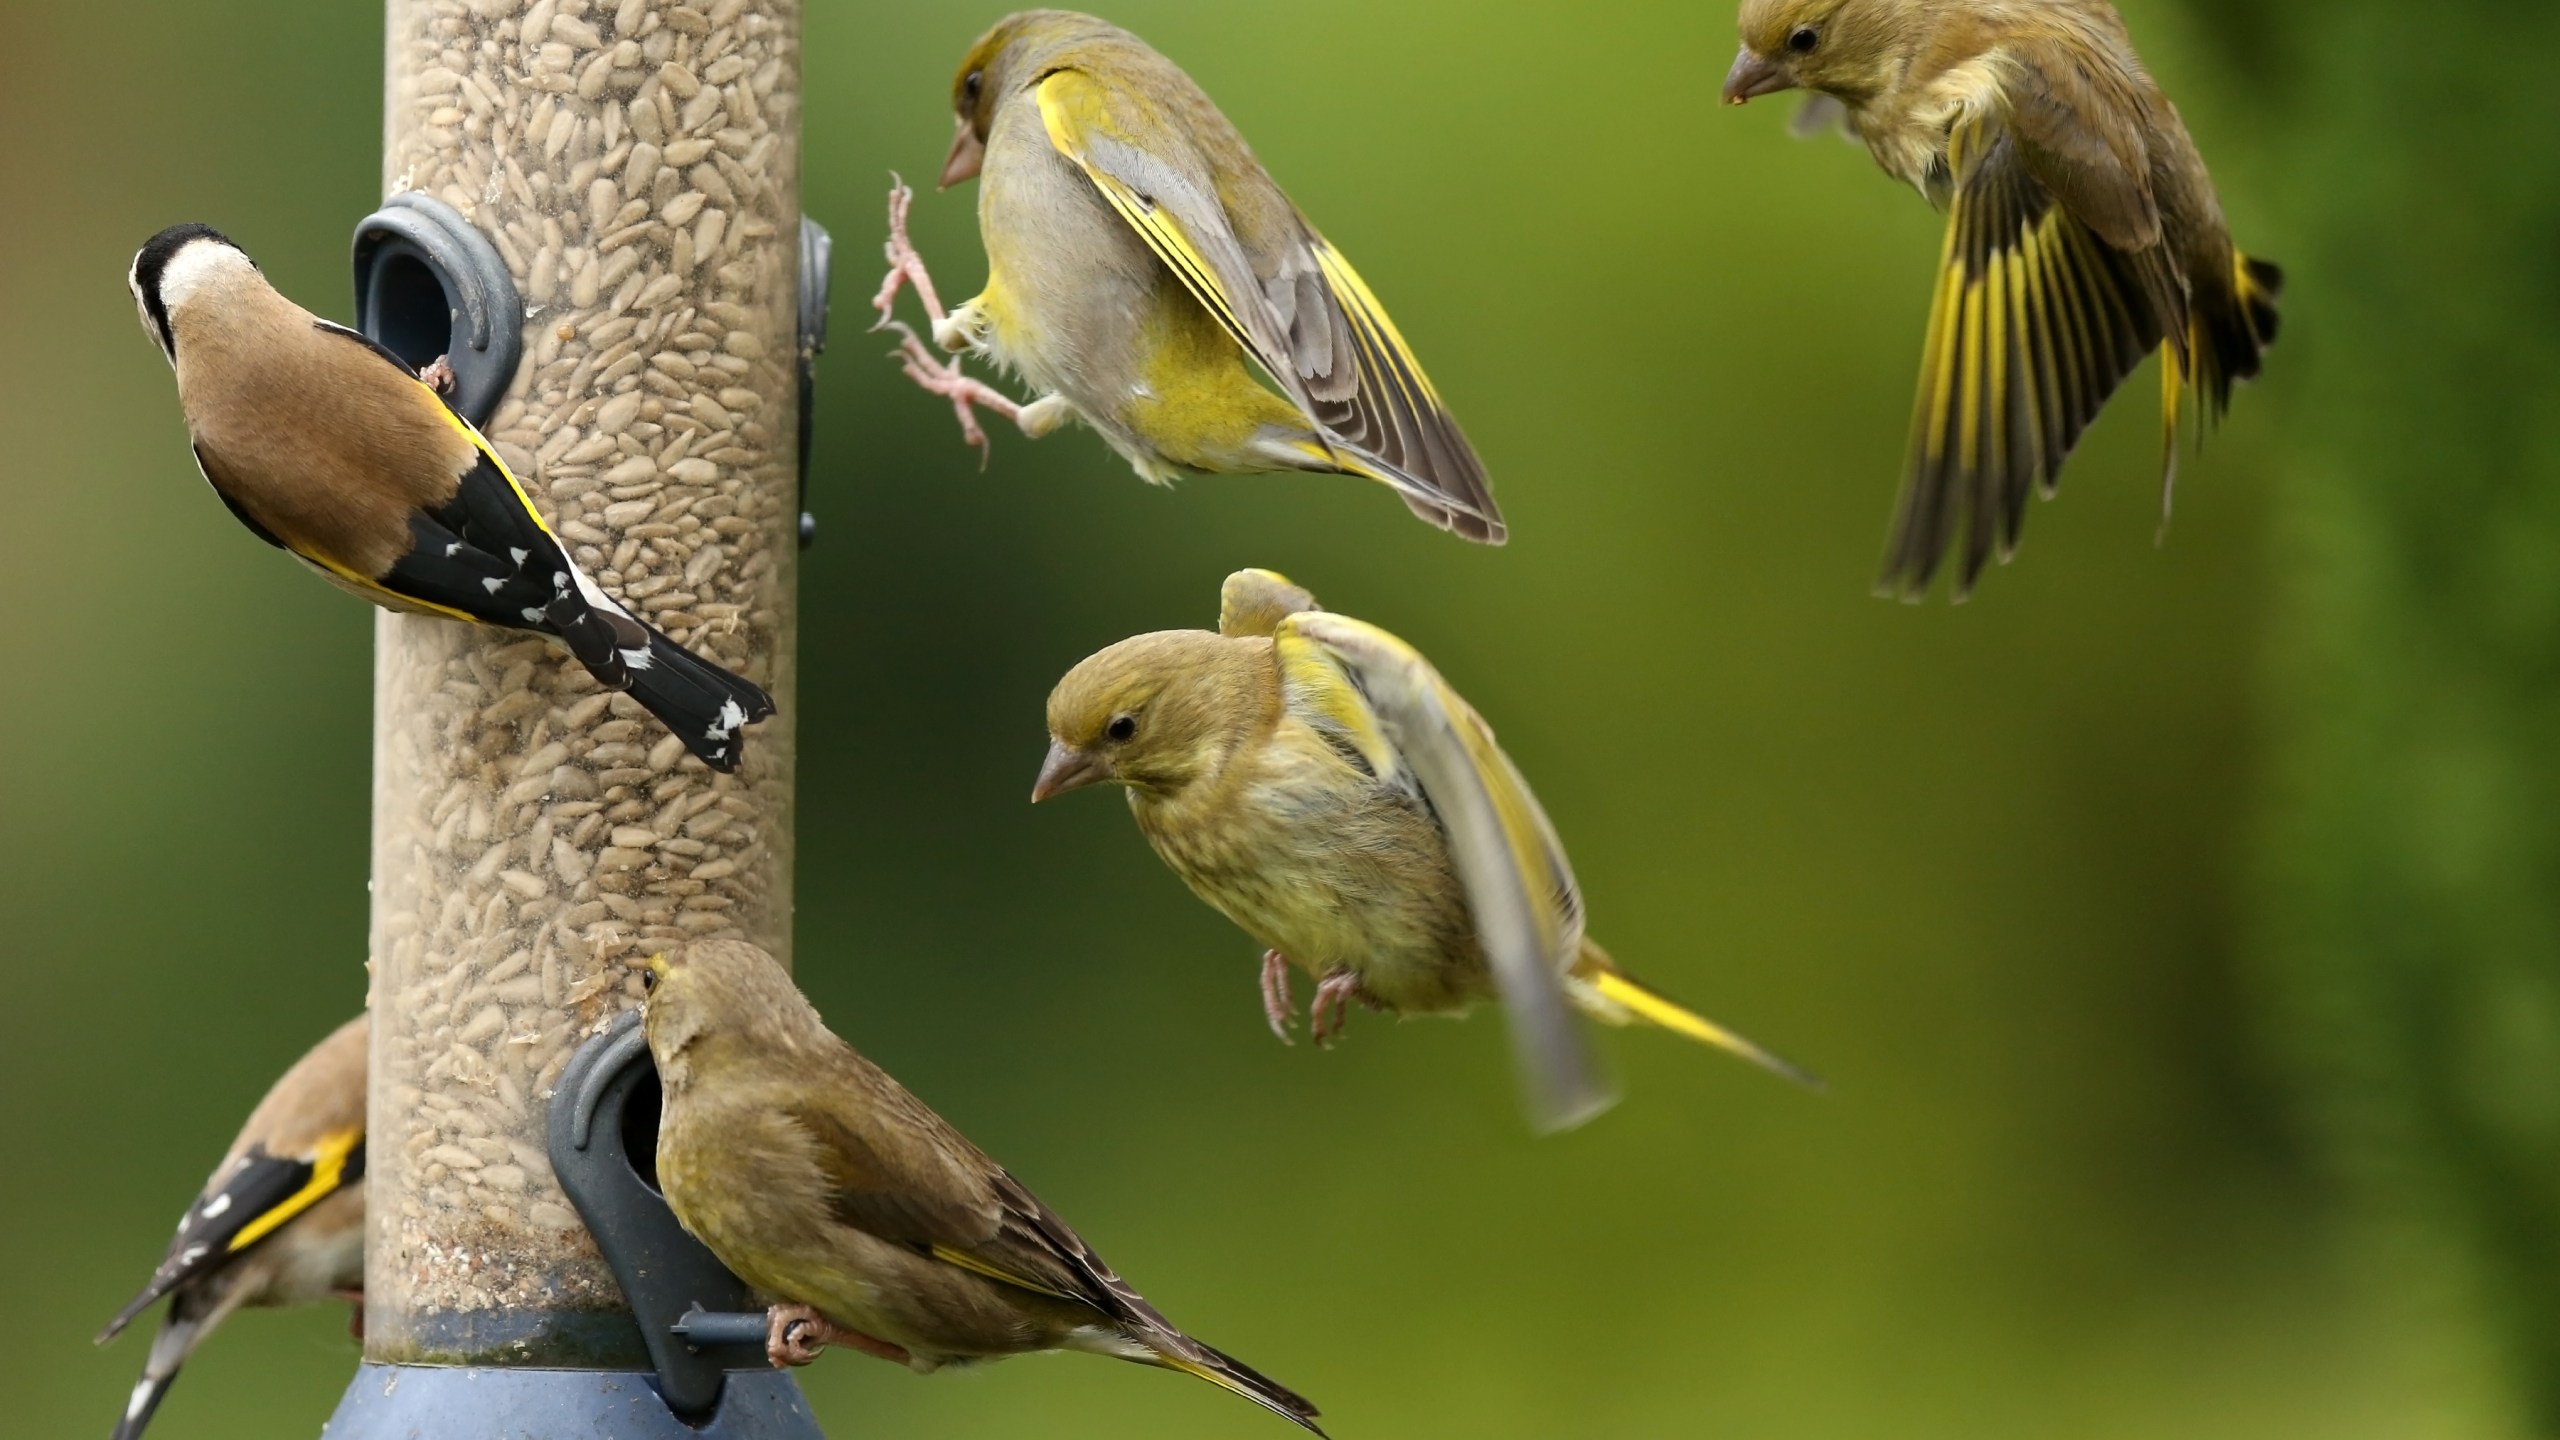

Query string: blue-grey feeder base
321 1363 827 1438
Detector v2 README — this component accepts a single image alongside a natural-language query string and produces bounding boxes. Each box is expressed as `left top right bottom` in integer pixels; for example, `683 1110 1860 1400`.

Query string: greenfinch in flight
640 941 1323 1433
1035 570 1817 1133
874 11 1503 543
1724 0 2283 598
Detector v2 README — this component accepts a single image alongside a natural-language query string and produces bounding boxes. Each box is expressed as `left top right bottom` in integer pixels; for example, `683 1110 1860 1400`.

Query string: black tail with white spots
108 1300 204 1440
603 608 775 774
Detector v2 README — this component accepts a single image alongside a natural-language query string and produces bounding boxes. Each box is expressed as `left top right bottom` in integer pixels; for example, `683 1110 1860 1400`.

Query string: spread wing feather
1881 121 2178 599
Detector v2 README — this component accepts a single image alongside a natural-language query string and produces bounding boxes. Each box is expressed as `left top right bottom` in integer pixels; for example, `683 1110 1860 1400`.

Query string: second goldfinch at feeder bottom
1036 569 1820 1134
1723 0 2283 600
871 9 1505 544
96 1015 367 1440
128 223 775 772
640 940 1325 1435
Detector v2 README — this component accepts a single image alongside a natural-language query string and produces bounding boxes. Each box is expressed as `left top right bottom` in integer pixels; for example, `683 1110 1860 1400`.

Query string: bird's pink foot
872 178 1050 462
872 180 954 333
1309 971 1370 1048
885 326 1026 464
418 354 456 393
1260 950 1297 1044
765 1303 911 1369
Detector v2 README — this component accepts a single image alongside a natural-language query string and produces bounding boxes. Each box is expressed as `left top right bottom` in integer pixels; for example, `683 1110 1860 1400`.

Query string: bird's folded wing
1216 568 1321 638
98 1126 364 1343
1034 70 1495 534
1273 614 1615 1132
788 1088 1128 1317
1033 69 1322 422
1882 120 2177 599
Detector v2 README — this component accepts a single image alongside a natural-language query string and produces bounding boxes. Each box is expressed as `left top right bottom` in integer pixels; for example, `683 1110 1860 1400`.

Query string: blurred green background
2 0 2544 1436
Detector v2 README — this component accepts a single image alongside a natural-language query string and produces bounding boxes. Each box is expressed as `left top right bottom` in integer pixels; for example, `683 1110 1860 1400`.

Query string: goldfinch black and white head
129 223 253 366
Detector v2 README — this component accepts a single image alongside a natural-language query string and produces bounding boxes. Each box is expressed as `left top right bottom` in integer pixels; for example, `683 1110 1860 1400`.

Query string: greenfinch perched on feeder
1722 0 2283 598
639 941 1323 1433
98 1015 367 1440
129 224 775 770
1034 570 1817 1133
874 10 1503 543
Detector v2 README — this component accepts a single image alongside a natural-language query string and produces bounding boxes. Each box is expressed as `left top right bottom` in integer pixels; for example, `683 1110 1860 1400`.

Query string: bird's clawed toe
1309 972 1368 1048
1260 950 1297 1043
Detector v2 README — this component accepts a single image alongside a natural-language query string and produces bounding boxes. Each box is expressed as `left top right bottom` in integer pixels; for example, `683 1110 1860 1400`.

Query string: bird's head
1726 0 1904 109
129 223 253 365
1034 630 1274 804
641 940 814 1090
942 9 1125 187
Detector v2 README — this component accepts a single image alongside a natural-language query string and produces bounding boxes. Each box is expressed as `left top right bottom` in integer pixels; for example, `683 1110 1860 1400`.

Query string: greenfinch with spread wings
1034 570 1817 1133
641 940 1323 1433
874 10 1503 543
1723 0 2283 598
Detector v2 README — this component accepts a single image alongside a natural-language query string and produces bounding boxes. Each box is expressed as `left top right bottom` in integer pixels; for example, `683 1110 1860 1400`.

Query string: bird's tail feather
1569 942 1824 1090
2194 252 2284 419
2158 251 2282 525
613 616 775 775
1153 1342 1327 1436
542 582 773 773
1286 437 1506 546
109 1310 202 1440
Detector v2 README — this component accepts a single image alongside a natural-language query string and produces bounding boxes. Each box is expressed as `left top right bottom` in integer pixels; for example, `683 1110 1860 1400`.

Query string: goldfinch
129 224 775 770
97 1015 367 1440
639 941 1323 1433
1036 570 1817 1133
1723 0 2283 598
873 10 1503 543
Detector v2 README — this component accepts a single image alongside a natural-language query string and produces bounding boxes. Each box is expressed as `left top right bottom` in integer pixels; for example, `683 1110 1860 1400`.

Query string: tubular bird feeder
324 0 816 1428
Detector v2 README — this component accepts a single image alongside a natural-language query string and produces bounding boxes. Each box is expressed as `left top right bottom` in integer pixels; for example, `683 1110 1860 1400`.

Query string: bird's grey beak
1722 47 1795 105
1030 740 1108 803
939 117 986 189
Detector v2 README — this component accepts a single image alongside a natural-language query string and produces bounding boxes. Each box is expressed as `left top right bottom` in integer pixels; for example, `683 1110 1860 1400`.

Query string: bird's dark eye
962 70 983 105
640 967 658 993
1105 713 1138 743
1787 25 1819 53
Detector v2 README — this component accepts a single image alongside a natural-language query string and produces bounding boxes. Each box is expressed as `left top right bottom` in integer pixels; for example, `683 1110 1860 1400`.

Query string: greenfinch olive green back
943 11 1503 542
1038 573 1817 1132
640 941 1322 1433
1728 0 2281 598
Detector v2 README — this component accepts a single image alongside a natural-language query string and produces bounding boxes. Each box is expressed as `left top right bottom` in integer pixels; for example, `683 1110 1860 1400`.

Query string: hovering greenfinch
872 10 1502 543
1035 570 1818 1133
1722 0 2283 598
639 940 1323 1433
98 1016 367 1440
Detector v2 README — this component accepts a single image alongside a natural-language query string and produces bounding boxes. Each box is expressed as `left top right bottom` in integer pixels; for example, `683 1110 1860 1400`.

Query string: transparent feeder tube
367 0 800 1366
